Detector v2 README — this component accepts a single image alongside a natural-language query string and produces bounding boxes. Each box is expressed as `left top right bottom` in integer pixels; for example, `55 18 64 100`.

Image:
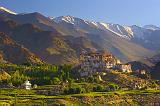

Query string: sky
0 0 160 26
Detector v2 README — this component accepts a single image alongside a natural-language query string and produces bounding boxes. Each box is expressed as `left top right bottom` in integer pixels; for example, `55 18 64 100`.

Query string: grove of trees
0 64 74 86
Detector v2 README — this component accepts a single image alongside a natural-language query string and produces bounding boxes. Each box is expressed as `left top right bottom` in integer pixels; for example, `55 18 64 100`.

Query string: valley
0 6 160 106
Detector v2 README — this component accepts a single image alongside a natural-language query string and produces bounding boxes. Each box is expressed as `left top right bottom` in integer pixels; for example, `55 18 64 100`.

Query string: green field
0 86 160 106
0 64 160 105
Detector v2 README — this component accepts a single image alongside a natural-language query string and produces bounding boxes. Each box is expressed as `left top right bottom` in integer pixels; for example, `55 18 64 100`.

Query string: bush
51 77 60 85
88 76 94 82
64 87 85 94
107 83 119 91
93 85 104 92
140 86 148 90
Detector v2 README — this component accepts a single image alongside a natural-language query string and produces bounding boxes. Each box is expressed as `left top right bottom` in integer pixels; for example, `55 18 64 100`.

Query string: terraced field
0 86 160 106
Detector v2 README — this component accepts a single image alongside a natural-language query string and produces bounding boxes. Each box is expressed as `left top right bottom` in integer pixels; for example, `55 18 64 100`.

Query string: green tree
11 70 27 86
64 87 85 94
93 85 104 92
51 77 60 85
107 83 119 91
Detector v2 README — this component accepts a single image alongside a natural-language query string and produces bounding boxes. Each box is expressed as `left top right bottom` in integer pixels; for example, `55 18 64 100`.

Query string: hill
0 32 43 64
0 10 154 63
53 16 154 62
0 70 11 81
128 61 152 72
0 20 103 64
151 62 160 79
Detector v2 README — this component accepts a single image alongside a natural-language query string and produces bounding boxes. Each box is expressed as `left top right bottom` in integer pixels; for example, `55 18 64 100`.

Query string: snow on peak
61 16 75 24
0 7 17 15
54 16 134 39
143 25 160 31
54 15 97 26
54 15 77 24
90 22 98 27
53 15 158 40
130 25 152 39
124 26 134 36
48 16 55 20
96 22 134 39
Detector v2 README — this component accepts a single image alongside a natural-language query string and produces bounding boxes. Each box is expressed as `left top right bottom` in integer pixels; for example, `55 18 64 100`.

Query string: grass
0 85 160 105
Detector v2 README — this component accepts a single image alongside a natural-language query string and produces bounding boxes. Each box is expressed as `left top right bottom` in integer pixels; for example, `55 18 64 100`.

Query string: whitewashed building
23 80 32 90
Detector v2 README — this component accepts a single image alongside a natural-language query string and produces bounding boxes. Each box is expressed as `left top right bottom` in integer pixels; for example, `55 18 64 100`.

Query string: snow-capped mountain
95 23 134 39
54 15 98 29
53 16 133 39
54 15 76 24
52 15 160 53
130 25 152 39
0 7 17 15
53 16 150 39
143 25 160 31
0 7 158 64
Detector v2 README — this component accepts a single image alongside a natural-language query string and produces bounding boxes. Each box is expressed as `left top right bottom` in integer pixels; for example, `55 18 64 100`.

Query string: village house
116 64 132 73
79 51 120 76
137 70 146 75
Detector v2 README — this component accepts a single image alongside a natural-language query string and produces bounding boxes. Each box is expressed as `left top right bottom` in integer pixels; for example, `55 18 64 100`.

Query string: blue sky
0 0 160 26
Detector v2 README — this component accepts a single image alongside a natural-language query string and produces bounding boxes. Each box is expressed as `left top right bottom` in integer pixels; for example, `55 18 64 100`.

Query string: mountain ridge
0 7 159 64
0 32 44 64
0 6 17 15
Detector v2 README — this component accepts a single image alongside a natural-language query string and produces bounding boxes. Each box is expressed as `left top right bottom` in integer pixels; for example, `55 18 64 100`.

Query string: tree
107 83 119 91
22 62 32 66
88 76 94 82
51 77 60 85
64 87 85 94
93 85 104 92
60 64 73 81
11 70 27 86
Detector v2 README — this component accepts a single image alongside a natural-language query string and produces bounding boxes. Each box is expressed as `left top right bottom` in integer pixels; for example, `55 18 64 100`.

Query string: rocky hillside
102 71 152 88
151 62 160 79
128 61 152 72
0 32 43 64
0 7 159 64
0 19 102 64
0 8 155 63
53 16 153 62
0 70 11 81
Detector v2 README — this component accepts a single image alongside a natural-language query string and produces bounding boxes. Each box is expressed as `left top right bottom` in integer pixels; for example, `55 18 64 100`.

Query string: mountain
0 32 43 64
143 25 160 31
54 16 160 52
8 12 59 32
143 53 160 66
0 20 76 64
53 16 153 62
151 62 160 79
94 22 134 39
0 51 7 63
0 19 103 64
128 61 151 72
0 7 17 15
53 16 133 39
53 16 153 40
0 7 159 64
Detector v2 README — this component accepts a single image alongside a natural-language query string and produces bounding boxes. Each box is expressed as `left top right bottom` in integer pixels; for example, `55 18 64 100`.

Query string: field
0 64 160 105
0 84 160 106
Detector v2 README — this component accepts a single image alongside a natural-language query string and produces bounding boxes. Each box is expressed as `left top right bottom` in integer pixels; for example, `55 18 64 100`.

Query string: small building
116 64 132 73
23 80 32 90
137 70 146 75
